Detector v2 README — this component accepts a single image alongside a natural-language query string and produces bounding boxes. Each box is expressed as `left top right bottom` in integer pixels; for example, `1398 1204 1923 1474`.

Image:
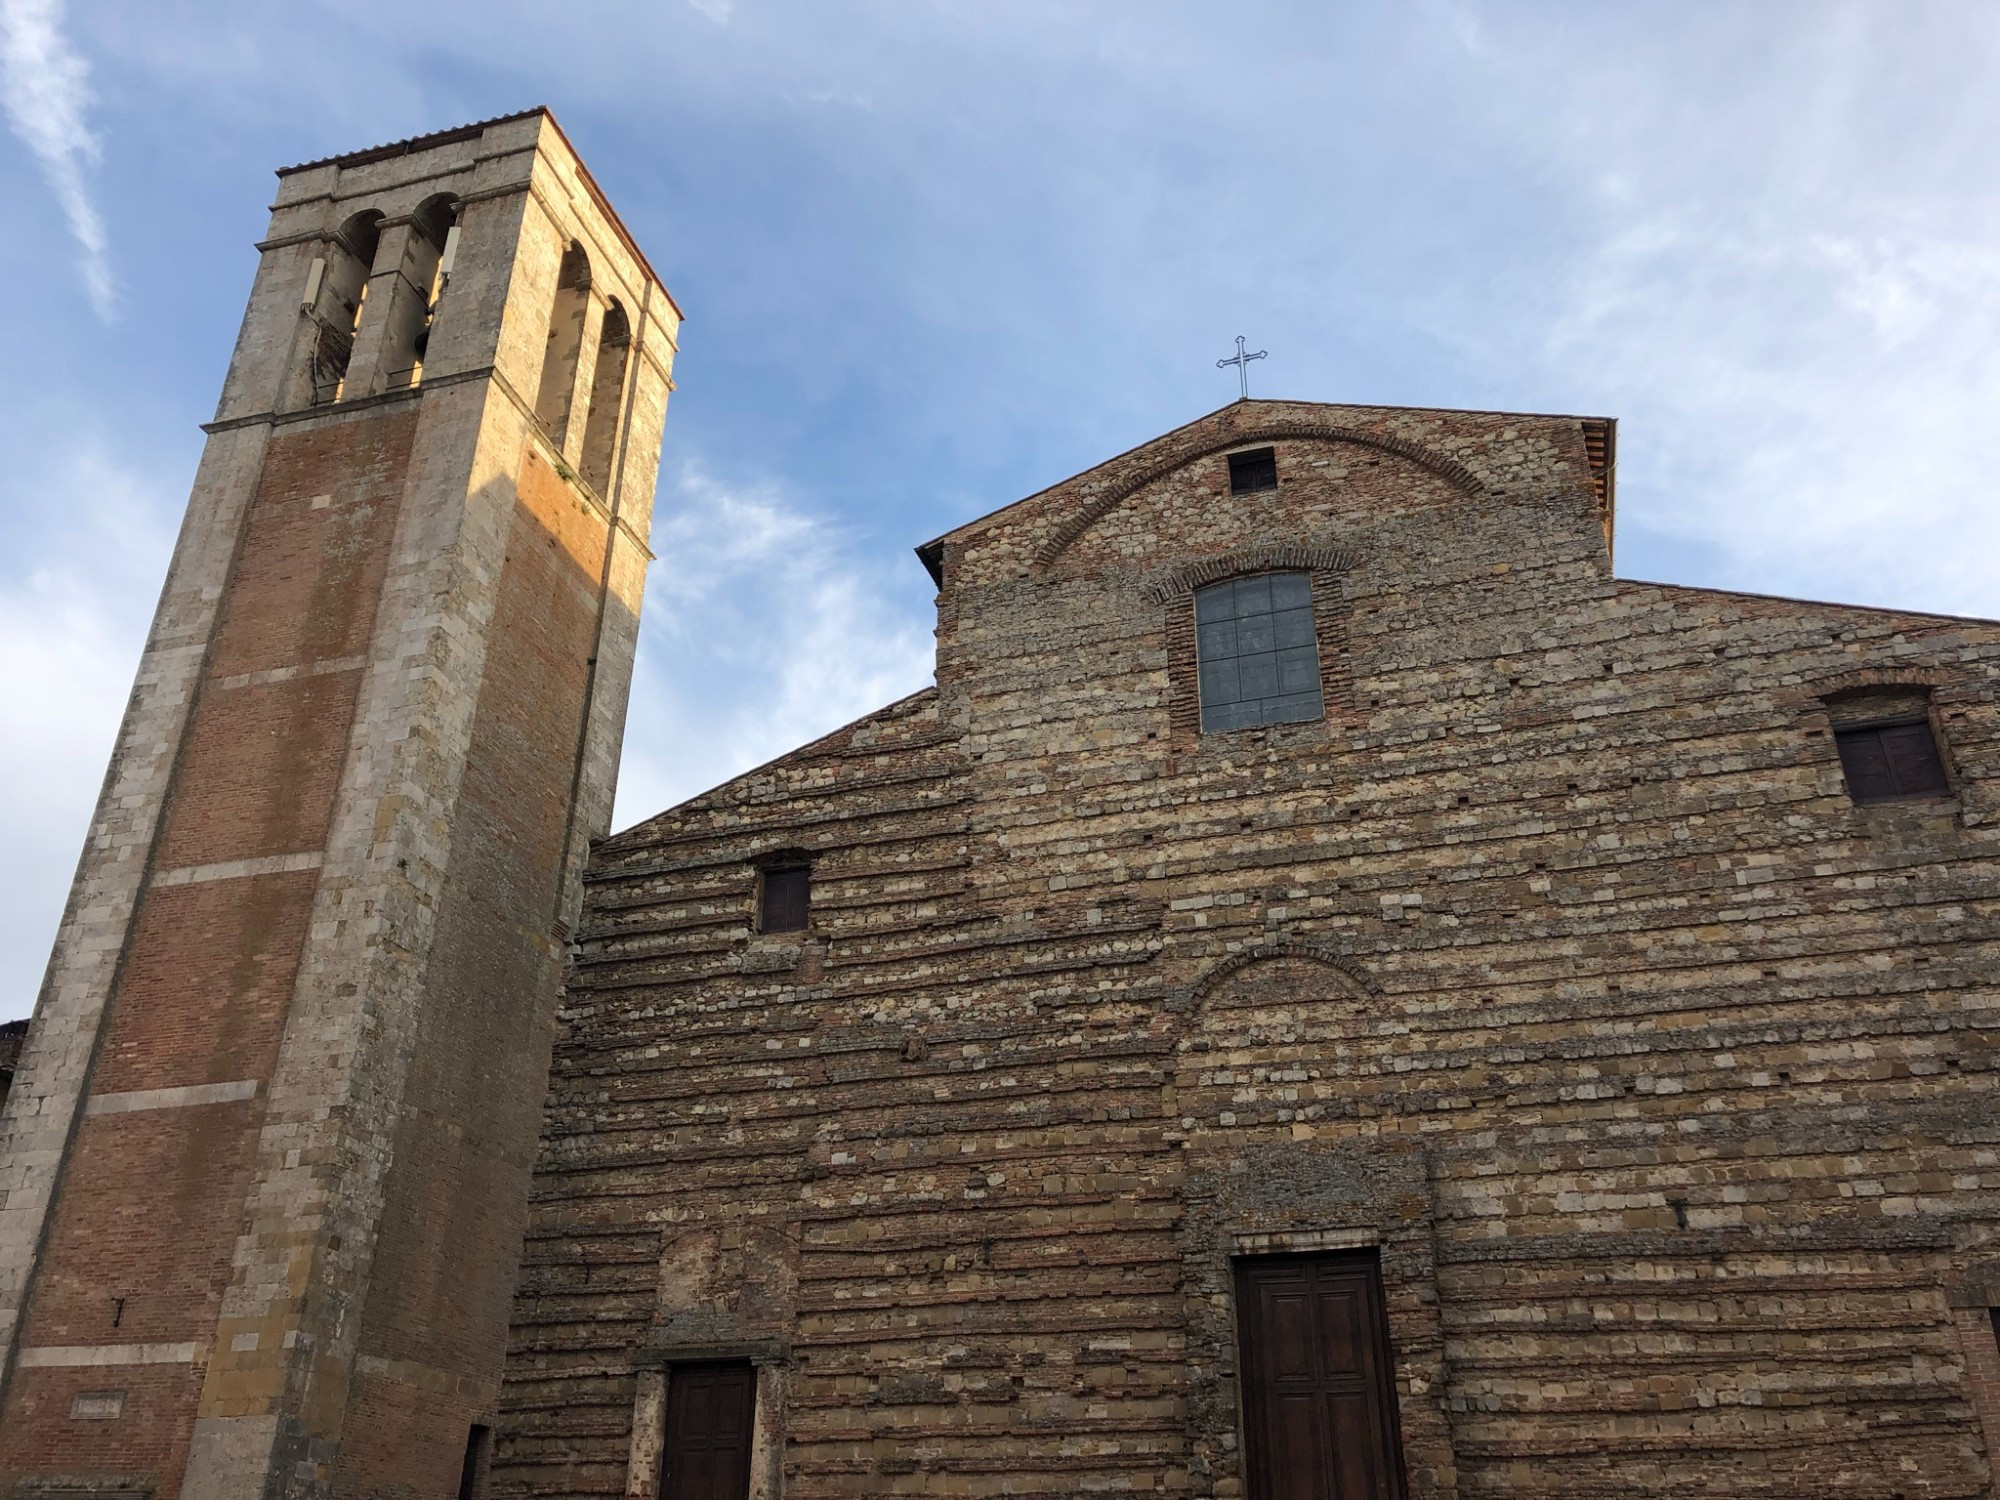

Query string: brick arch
1818 666 1948 696
1783 664 1955 716
1033 423 1484 571
1187 940 1379 1002
1143 542 1360 605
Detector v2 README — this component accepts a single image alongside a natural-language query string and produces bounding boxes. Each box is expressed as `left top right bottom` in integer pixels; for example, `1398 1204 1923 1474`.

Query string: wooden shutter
1236 1253 1406 1500
1880 721 1949 795
1228 447 1279 495
660 1362 755 1500
1835 719 1948 803
760 866 810 933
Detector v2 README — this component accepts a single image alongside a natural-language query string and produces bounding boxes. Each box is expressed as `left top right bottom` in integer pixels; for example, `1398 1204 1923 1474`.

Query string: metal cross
1216 335 1268 400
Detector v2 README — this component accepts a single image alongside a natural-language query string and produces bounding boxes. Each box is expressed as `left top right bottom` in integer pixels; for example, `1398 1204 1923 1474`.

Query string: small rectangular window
760 866 810 933
1835 718 1949 803
1227 447 1278 495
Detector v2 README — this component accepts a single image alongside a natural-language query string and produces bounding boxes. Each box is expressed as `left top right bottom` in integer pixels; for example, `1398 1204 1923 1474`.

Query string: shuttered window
1195 572 1324 732
760 866 810 933
1228 447 1278 494
1834 718 1949 804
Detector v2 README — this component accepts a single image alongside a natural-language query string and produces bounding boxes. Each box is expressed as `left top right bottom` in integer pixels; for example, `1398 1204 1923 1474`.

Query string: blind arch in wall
534 243 592 440
580 298 631 493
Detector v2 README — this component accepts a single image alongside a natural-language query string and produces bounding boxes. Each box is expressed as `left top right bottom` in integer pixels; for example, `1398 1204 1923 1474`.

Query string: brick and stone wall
500 398 2000 1498
0 111 678 1500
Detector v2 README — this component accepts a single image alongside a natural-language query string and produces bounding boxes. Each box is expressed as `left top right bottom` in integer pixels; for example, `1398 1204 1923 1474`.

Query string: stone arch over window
534 242 593 439
1033 423 1483 571
303 209 382 404
579 297 632 493
1174 945 1380 1138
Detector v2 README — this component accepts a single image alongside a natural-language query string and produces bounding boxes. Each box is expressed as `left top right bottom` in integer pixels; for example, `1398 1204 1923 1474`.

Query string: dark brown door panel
1237 1252 1406 1500
660 1362 755 1500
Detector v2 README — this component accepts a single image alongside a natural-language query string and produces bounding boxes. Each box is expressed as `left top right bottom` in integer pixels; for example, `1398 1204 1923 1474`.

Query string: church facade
498 401 2000 1499
1 115 1998 1500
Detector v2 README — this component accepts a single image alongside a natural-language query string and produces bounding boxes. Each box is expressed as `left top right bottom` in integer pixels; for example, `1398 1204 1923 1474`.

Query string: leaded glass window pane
1193 571 1324 731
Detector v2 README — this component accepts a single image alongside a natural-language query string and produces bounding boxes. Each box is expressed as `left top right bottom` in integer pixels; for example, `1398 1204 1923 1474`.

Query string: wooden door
660 1362 756 1500
1236 1252 1406 1500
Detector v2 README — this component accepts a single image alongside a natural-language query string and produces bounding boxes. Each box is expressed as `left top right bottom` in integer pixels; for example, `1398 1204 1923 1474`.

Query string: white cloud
611 461 936 829
1356 6 2000 620
686 0 734 24
0 0 111 318
790 89 873 110
1536 201 2000 619
0 446 175 1020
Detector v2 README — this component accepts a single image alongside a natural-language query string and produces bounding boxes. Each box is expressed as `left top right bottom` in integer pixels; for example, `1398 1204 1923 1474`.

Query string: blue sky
3 1 1998 1019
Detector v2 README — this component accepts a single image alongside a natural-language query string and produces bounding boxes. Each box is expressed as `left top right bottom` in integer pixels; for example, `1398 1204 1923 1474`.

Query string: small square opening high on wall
1228 447 1278 495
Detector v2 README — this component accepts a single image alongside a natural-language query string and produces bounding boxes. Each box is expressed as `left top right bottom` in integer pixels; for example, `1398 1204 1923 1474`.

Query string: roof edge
275 107 547 176
593 684 943 856
914 397 1617 565
1619 577 2000 630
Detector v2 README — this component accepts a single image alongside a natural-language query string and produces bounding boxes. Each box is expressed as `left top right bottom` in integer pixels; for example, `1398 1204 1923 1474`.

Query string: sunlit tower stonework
0 111 677 1500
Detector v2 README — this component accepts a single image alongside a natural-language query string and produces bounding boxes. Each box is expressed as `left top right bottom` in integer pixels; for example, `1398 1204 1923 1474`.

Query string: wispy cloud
686 0 734 25
612 461 935 828
1537 200 2000 618
0 0 112 317
786 89 873 111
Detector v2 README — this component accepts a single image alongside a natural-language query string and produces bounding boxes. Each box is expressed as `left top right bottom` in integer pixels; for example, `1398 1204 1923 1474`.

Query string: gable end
1033 420 1485 572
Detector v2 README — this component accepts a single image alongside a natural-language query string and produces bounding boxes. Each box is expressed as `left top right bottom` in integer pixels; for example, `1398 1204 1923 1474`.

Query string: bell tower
0 110 678 1499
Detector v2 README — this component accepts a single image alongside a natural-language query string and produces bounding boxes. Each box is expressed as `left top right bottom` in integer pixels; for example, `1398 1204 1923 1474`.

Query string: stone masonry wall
499 398 2000 1499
